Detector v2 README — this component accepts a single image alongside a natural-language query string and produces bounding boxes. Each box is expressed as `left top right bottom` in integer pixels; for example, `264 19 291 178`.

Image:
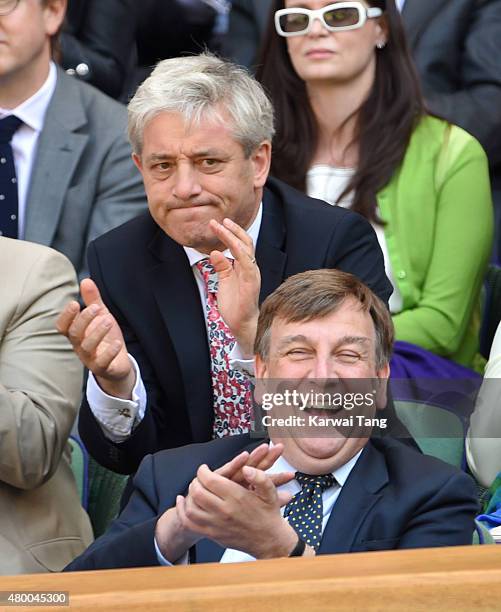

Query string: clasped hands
155 443 303 563
56 218 261 396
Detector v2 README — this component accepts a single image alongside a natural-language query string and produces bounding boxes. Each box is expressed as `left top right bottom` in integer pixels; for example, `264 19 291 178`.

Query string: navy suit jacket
79 177 393 474
65 435 479 571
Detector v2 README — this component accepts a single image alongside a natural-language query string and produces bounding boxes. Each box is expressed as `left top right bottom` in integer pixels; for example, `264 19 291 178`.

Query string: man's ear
132 153 144 175
251 141 272 189
374 362 390 410
44 0 67 36
255 354 268 379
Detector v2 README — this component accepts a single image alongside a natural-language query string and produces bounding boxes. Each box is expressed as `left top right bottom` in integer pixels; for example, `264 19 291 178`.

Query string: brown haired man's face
255 298 390 473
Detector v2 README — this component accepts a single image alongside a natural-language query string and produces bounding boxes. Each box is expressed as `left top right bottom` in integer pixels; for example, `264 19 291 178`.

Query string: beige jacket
0 238 93 574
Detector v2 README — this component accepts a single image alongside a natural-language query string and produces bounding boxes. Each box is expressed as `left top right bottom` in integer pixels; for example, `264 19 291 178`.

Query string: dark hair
255 269 394 369
256 0 426 223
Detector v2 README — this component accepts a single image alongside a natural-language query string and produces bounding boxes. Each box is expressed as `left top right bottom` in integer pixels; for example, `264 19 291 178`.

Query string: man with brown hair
0 0 146 277
66 269 477 571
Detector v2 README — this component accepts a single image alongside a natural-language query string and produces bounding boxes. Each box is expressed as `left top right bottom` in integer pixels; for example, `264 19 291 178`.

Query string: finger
56 301 81 335
253 443 284 472
92 339 123 373
215 451 250 478
67 304 103 346
80 278 106 308
241 466 276 503
197 464 243 500
268 471 295 488
210 251 233 278
277 490 294 507
208 221 254 265
79 315 114 356
188 476 226 514
222 217 254 251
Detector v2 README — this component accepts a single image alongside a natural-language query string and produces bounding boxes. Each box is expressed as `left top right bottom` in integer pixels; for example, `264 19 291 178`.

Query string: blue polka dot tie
0 115 22 239
284 472 336 550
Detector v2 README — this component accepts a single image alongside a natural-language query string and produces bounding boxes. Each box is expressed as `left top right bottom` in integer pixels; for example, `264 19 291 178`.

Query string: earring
377 42 386 49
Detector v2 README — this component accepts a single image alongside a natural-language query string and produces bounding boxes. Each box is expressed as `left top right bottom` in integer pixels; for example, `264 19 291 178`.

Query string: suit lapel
149 231 213 442
256 187 287 304
318 443 388 554
402 0 450 49
24 68 88 246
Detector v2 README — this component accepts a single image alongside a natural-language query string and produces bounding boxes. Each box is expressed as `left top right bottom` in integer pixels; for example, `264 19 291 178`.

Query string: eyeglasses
275 2 383 37
0 0 19 16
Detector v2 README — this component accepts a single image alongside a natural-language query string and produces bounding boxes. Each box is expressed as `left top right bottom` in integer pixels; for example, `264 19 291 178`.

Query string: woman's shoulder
411 115 487 159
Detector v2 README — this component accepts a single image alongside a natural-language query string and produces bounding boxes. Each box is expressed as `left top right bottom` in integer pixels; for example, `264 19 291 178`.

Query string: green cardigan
378 116 493 367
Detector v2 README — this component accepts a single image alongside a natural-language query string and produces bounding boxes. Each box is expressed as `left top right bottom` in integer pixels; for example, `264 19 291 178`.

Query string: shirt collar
0 62 57 132
184 202 262 267
267 442 363 488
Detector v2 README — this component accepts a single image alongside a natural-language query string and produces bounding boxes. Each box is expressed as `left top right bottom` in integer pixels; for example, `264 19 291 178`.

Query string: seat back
394 400 464 467
480 264 501 359
68 435 89 509
87 457 128 538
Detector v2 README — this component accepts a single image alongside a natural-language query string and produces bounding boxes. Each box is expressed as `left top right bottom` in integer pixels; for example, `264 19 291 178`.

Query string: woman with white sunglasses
257 0 493 376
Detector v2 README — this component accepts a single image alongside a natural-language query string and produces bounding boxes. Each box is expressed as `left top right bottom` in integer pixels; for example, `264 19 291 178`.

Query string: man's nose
171 164 202 201
309 357 338 381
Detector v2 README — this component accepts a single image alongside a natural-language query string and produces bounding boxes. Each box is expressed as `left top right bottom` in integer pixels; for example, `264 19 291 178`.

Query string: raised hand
56 278 135 399
209 217 260 358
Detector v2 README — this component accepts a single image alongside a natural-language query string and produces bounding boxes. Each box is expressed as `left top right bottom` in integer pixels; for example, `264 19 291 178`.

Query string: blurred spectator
467 322 501 487
256 0 493 374
60 0 138 100
124 0 219 100
0 237 93 574
0 0 147 278
225 0 501 250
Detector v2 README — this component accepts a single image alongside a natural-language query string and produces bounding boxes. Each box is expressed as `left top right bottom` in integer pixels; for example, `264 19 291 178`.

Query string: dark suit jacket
65 434 479 571
79 177 393 474
61 0 138 99
225 0 501 168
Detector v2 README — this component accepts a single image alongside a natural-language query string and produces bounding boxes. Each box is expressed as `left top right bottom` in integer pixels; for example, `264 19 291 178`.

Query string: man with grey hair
58 53 393 475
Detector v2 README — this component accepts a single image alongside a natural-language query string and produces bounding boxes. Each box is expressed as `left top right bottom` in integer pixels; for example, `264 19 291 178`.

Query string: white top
396 0 406 12
86 205 263 442
307 165 403 314
466 322 501 487
155 447 363 566
0 62 57 239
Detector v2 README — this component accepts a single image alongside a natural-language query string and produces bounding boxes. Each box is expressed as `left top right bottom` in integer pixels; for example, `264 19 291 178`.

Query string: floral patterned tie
196 258 252 437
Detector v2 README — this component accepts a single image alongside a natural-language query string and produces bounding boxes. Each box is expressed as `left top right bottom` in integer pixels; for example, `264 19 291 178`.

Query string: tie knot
196 258 218 294
295 472 336 493
0 115 22 144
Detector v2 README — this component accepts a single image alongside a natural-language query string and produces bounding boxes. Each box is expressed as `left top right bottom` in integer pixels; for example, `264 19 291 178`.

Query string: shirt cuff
86 354 147 442
229 343 255 378
154 537 189 566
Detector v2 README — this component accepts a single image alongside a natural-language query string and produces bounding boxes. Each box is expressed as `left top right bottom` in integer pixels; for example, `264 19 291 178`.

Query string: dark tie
195 258 252 437
0 115 22 239
284 472 336 550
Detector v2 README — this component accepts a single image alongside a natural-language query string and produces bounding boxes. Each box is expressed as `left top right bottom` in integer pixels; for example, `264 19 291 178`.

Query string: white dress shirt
86 205 263 442
155 447 362 566
0 62 57 239
306 165 403 313
396 0 406 12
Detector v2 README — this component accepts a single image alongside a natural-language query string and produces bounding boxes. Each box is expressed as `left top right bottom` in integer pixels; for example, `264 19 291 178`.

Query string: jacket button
76 63 90 77
397 270 407 280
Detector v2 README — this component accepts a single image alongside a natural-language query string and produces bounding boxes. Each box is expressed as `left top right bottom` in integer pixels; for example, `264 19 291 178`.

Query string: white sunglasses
275 2 383 37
